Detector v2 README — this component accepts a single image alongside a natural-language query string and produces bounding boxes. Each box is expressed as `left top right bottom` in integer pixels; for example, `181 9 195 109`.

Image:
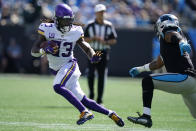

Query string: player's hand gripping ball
40 41 59 55
91 51 102 63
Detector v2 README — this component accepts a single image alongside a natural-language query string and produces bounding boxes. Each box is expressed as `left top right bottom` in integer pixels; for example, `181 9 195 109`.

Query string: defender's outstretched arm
149 55 164 71
129 55 164 77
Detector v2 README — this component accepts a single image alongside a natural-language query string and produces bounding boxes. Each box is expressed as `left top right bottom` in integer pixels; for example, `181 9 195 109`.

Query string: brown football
40 41 58 48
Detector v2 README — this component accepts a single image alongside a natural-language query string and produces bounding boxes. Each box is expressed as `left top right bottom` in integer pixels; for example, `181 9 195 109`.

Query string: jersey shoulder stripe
37 23 55 36
38 29 45 35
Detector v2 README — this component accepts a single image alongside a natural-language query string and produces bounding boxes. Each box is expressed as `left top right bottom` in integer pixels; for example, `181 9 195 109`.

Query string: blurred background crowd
1 0 196 28
0 0 196 74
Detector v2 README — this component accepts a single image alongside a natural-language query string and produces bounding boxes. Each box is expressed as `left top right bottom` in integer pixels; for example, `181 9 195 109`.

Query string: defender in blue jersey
31 4 124 126
127 14 196 128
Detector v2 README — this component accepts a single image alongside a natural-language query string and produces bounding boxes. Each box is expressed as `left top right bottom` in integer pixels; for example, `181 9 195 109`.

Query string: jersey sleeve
37 23 55 39
76 26 84 40
38 23 46 36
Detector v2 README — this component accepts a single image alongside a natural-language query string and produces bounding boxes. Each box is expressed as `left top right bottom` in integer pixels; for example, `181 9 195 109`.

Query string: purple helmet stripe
60 60 76 86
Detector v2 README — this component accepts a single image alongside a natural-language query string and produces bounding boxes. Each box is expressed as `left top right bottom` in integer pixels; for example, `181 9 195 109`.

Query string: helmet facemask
54 4 74 33
155 14 180 37
54 16 74 33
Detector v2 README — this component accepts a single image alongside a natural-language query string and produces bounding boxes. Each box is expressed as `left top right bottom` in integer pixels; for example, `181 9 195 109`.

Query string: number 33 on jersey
37 22 84 71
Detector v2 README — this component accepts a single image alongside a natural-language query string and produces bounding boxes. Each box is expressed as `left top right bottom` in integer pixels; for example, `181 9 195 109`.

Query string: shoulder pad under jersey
37 23 54 37
72 25 84 39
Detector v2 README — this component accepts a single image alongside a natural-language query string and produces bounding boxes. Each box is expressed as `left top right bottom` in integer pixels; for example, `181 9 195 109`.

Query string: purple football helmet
54 4 74 33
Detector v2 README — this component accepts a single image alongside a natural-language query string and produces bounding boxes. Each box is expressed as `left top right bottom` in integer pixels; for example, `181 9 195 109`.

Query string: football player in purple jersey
31 4 124 126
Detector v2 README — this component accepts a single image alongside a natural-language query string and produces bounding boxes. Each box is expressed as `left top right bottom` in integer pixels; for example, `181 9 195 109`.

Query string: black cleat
127 112 152 128
109 112 125 127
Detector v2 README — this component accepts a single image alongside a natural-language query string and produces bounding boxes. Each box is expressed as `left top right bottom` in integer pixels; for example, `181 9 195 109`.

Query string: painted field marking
0 121 171 131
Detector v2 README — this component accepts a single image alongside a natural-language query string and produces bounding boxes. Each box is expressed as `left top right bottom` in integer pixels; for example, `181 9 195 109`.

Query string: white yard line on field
0 121 171 131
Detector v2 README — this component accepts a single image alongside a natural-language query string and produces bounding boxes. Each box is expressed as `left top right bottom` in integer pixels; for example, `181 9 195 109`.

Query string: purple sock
81 96 109 115
53 84 85 113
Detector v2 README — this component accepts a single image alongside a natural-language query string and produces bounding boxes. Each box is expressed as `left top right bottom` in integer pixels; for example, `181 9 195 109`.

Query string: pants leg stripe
60 61 76 86
152 73 188 82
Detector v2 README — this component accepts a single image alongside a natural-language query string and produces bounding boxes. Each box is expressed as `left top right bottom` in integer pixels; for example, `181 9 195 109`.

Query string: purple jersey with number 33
37 23 84 71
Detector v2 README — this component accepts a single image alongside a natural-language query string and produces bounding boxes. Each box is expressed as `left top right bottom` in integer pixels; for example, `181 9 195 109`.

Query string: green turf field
0 74 195 131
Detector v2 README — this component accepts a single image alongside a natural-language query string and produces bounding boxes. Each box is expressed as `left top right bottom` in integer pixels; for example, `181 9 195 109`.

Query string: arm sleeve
76 26 85 41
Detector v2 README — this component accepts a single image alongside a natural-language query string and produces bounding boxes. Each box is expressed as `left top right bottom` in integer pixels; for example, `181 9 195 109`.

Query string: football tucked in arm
40 41 57 48
40 41 59 55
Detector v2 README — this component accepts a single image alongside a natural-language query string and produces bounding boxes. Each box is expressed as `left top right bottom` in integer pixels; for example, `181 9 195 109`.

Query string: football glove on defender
179 42 191 56
129 67 140 77
91 51 102 63
129 64 150 77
